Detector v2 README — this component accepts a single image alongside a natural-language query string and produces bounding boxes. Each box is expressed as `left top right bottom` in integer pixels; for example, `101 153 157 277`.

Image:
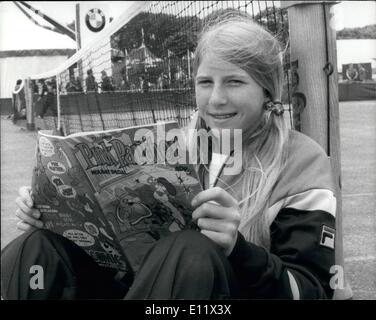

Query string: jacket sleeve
40 97 48 118
228 205 335 299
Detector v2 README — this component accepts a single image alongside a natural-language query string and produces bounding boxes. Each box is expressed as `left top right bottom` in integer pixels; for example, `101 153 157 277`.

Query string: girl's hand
191 187 240 256
15 186 43 231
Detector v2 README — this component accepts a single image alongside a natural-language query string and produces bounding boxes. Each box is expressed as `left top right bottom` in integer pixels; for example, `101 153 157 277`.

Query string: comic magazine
31 121 203 274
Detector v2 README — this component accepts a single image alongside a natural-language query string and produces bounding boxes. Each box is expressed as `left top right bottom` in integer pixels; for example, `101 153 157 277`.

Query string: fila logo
320 225 335 249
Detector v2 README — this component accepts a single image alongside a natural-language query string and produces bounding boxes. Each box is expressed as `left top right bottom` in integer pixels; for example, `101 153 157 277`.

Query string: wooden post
282 1 353 300
24 77 35 131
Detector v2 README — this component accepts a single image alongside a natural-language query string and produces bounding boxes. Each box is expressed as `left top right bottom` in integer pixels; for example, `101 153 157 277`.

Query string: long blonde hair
192 11 289 248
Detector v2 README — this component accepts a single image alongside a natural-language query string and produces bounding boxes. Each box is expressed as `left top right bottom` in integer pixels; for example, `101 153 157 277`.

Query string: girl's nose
208 84 227 106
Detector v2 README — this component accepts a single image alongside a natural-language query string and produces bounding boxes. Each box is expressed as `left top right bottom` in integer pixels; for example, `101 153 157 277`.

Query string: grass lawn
1 100 375 299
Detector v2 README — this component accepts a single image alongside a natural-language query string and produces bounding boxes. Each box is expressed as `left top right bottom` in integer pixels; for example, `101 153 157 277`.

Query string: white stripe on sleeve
266 189 336 225
284 189 336 217
287 270 300 300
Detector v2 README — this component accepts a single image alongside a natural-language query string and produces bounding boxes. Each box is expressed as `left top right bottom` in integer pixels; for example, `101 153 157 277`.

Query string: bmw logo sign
85 8 106 32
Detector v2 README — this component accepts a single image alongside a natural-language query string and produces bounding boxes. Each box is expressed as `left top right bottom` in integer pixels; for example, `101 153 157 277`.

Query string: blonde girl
3 11 336 300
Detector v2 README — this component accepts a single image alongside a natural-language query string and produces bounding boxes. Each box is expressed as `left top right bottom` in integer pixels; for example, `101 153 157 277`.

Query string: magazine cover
31 121 203 273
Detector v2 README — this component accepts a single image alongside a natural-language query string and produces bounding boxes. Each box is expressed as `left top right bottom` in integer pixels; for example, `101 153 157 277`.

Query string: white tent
0 2 76 98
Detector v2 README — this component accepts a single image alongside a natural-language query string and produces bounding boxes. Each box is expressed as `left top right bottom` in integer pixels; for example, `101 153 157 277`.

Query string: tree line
337 24 376 40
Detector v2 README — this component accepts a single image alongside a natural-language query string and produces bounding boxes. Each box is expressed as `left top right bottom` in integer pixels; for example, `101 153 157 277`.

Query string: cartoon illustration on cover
32 134 131 272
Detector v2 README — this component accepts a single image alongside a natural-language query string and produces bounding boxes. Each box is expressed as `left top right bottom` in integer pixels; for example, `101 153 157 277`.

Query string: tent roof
0 2 76 51
0 49 76 58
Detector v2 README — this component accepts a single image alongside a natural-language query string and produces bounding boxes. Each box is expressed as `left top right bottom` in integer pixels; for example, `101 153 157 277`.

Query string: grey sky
0 1 375 50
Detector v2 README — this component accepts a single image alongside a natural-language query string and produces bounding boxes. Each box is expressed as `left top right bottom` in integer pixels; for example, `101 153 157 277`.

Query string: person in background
85 69 98 92
157 72 169 90
75 77 83 92
174 65 186 88
139 75 149 93
157 72 164 90
66 76 77 93
120 78 130 91
345 63 358 81
11 79 26 122
33 79 49 122
358 64 366 82
36 79 48 100
38 81 57 119
101 70 114 92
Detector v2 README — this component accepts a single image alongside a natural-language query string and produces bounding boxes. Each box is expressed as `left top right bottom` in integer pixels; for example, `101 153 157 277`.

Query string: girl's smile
207 111 237 120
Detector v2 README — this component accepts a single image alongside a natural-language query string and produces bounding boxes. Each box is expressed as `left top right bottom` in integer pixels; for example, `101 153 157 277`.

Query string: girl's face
195 55 265 133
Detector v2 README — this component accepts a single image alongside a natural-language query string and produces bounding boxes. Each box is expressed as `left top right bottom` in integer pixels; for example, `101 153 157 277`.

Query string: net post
75 3 82 51
56 75 65 135
283 1 353 300
25 77 35 131
56 75 60 131
187 49 191 81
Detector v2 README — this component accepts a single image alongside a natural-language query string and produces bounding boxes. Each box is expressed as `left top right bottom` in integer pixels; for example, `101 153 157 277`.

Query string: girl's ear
263 88 272 101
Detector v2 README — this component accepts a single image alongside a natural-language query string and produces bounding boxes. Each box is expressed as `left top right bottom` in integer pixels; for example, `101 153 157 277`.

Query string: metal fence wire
27 1 292 135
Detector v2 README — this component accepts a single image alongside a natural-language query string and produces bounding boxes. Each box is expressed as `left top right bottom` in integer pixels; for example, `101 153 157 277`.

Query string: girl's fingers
18 186 33 207
16 220 35 232
192 202 239 221
197 217 237 234
192 187 238 208
15 209 43 228
15 197 40 219
15 196 34 214
192 202 225 220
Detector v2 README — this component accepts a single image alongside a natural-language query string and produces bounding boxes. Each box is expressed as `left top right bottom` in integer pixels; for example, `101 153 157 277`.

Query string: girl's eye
228 79 243 85
197 80 212 85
